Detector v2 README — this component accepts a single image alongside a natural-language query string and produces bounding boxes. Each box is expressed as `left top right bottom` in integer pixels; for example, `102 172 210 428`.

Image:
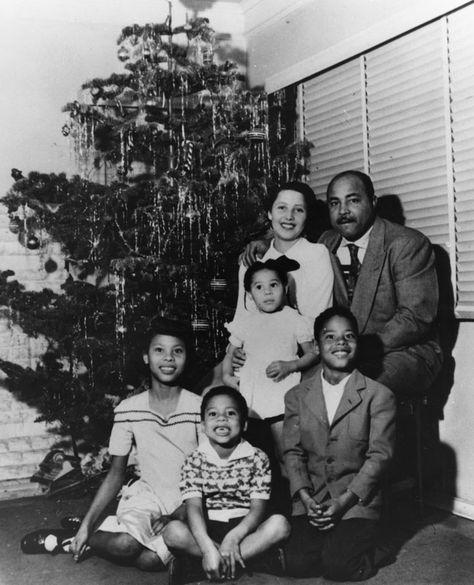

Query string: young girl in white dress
222 256 318 462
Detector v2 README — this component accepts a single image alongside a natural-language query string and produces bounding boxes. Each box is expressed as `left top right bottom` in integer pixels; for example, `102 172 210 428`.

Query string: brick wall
0 205 68 500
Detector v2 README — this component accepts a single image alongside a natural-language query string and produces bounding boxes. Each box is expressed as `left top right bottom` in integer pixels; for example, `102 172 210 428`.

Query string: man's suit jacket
318 216 441 370
283 367 396 520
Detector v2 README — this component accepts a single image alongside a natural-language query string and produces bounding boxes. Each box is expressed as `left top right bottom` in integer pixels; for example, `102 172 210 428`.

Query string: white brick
7 436 32 452
0 463 37 481
30 434 59 450
0 451 23 466
21 449 49 465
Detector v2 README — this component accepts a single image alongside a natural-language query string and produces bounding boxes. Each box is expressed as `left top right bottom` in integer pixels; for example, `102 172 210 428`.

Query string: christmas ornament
44 258 58 273
26 234 40 250
11 168 23 181
117 46 129 62
61 124 70 137
8 218 21 234
210 278 227 291
192 318 210 331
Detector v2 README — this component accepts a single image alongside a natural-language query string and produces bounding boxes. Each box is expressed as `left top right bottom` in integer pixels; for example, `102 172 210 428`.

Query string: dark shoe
248 546 286 576
61 515 83 530
169 556 207 585
374 544 397 569
20 529 75 554
168 557 184 585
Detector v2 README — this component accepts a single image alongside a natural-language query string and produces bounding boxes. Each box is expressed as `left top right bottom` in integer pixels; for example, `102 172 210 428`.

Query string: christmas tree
0 15 309 455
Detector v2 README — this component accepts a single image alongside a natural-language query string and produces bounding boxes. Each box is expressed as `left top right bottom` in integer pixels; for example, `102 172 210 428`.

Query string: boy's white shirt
195 436 257 521
320 370 351 425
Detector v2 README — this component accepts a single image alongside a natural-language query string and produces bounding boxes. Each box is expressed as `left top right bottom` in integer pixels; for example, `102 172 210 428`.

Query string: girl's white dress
226 306 313 419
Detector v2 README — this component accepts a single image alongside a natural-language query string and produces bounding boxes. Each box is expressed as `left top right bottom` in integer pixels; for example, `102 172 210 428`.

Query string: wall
243 0 470 90
0 0 245 499
243 0 474 519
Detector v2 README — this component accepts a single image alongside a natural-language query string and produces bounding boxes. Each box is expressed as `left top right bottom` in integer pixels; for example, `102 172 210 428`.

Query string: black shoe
248 546 286 576
168 557 184 585
20 529 75 554
169 556 206 585
374 544 397 569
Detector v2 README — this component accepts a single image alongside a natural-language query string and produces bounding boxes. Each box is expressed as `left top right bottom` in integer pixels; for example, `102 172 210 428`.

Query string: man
318 170 442 396
241 170 442 397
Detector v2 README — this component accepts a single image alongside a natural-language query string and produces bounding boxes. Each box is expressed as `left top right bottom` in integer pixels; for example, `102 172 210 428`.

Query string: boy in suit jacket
283 306 396 581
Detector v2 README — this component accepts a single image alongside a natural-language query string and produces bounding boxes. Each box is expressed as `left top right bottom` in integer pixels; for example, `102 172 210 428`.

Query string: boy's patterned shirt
180 438 271 520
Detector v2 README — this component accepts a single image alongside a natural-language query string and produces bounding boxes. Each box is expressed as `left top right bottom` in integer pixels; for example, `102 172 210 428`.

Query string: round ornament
117 46 129 62
26 234 40 250
44 258 58 273
8 218 21 234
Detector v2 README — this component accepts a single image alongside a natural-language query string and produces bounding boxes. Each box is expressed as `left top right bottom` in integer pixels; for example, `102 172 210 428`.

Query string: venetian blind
447 5 474 316
297 8 474 318
365 22 450 247
302 59 365 199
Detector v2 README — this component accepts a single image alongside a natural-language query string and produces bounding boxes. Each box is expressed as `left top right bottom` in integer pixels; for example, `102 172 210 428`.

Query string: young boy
283 306 396 581
163 385 290 583
68 316 202 570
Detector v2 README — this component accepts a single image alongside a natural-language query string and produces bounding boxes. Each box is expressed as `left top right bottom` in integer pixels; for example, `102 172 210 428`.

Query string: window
299 5 474 318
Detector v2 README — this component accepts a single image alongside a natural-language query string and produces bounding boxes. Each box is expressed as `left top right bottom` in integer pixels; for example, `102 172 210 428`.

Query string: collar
198 436 255 465
268 237 303 256
340 225 373 251
320 369 351 390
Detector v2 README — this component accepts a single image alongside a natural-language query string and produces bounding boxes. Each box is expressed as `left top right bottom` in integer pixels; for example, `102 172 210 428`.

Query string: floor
1 492 473 585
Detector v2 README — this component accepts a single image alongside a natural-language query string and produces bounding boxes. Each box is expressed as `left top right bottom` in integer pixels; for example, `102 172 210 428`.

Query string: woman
234 181 333 326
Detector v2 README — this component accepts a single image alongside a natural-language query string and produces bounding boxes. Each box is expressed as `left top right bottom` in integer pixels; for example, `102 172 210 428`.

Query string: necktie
344 243 361 303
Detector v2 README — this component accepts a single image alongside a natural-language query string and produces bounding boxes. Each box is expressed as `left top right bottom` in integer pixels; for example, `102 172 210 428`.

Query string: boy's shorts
207 517 246 543
98 479 173 564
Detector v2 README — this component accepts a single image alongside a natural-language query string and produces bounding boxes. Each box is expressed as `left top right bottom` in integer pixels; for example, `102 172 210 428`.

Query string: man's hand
239 238 271 267
266 360 294 382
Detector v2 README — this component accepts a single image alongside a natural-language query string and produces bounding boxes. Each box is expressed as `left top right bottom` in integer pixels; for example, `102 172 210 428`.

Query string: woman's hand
266 360 294 382
239 238 271 267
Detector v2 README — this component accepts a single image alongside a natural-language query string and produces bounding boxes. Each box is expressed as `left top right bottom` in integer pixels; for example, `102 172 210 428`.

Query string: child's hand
202 545 225 581
231 347 246 371
151 514 170 535
220 534 245 578
70 525 90 562
266 360 293 382
308 493 356 531
222 373 240 391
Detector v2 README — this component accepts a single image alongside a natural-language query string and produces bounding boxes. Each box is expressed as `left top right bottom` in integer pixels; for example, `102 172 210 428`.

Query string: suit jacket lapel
331 369 365 426
320 231 349 306
351 217 386 332
302 373 330 428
